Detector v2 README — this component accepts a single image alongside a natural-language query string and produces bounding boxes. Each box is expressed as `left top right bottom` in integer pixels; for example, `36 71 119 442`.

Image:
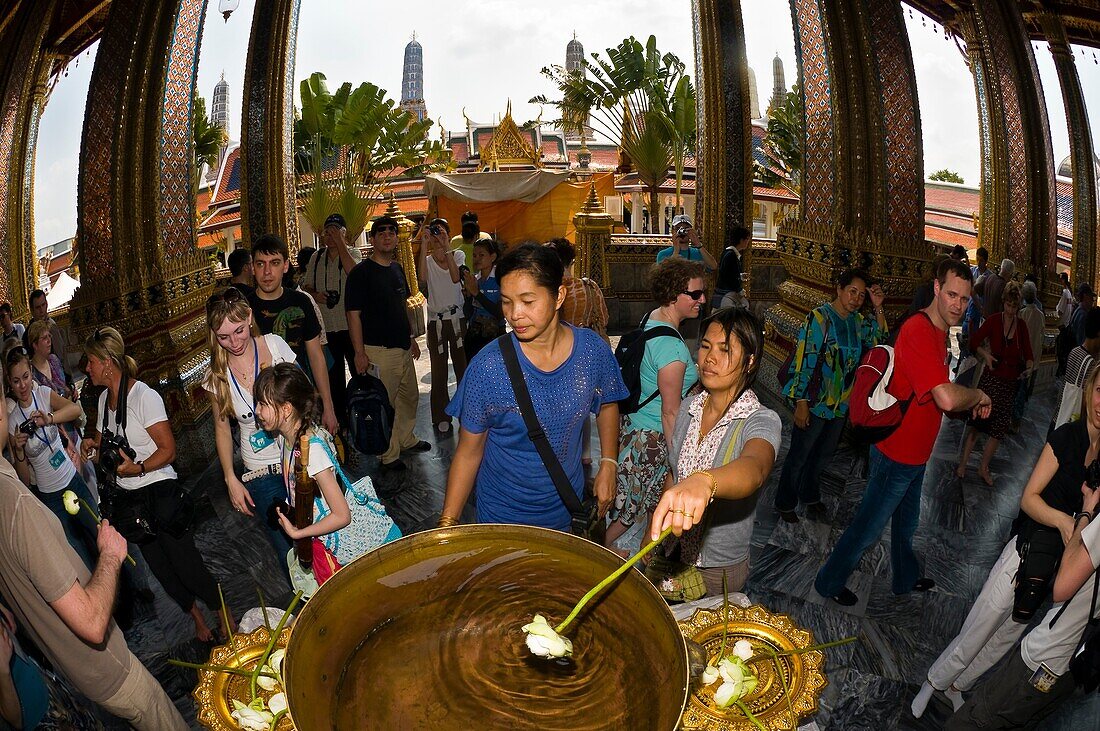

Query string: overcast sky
31 0 1100 248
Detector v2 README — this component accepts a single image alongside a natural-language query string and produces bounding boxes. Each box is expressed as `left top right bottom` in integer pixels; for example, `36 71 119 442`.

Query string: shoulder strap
720 417 751 465
498 334 582 515
634 323 686 411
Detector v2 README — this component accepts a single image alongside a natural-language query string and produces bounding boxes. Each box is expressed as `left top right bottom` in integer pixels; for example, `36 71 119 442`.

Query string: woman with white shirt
5 348 99 568
79 327 230 642
204 287 295 571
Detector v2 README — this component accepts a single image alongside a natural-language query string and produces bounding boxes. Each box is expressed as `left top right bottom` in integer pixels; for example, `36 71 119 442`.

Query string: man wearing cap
302 213 362 427
656 215 717 270
346 216 431 471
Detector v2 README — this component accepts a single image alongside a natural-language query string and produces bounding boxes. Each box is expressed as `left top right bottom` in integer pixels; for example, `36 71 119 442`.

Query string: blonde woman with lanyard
5 348 99 569
80 327 231 642
204 288 297 573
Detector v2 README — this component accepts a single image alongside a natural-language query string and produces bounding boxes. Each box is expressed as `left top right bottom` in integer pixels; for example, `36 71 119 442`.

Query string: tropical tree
296 72 450 241
756 84 803 197
929 168 965 184
533 35 697 222
192 92 226 192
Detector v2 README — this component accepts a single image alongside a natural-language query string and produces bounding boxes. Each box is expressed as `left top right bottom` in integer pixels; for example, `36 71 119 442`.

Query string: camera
325 289 340 309
98 429 137 475
428 224 443 236
17 418 37 436
1087 459 1100 490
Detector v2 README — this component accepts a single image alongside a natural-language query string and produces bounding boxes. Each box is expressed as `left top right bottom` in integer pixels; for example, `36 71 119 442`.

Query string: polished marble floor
109 352 1100 729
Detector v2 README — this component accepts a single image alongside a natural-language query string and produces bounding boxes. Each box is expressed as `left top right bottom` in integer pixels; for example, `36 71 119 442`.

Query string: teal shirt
656 246 705 264
782 304 886 419
626 319 698 433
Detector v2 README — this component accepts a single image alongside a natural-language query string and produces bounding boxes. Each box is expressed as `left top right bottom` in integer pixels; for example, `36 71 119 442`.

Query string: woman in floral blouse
649 307 782 595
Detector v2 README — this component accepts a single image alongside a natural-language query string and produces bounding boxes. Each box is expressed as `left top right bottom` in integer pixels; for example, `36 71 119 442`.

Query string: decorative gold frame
192 626 294 731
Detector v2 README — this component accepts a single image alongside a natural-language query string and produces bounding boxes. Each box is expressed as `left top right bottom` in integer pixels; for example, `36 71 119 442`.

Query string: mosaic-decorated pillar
959 1 1057 281
239 0 301 250
1036 10 1097 290
70 0 215 473
764 0 925 388
691 0 752 260
0 1 55 316
574 184 614 289
384 196 426 337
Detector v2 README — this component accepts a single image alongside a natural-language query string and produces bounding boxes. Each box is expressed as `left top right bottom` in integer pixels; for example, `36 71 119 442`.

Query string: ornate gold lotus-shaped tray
678 605 827 731
193 625 295 731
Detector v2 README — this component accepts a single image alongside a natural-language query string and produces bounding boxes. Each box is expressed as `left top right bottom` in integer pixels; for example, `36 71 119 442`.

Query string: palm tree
756 84 802 197
534 35 696 225
192 92 226 192
296 72 450 241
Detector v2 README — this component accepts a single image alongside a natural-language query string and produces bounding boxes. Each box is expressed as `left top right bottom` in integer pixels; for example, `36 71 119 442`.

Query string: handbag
310 436 402 566
498 334 603 542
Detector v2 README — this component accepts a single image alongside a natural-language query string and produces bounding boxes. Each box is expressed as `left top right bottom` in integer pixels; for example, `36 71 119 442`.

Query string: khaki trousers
363 344 421 464
98 651 189 730
426 318 467 427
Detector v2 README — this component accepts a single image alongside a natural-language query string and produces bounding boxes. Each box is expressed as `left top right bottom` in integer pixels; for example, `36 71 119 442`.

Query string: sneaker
379 459 408 473
913 577 935 592
406 440 432 453
829 587 859 606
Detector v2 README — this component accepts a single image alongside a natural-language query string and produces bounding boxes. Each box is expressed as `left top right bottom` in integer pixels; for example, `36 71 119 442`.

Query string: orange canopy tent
424 170 615 244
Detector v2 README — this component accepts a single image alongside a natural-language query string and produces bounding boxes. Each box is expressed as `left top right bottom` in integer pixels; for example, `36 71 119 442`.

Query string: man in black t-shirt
248 234 338 433
714 225 750 308
346 216 429 471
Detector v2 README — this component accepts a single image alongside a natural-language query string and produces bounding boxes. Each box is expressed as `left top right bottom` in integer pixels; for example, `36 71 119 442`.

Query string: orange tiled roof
212 147 242 204
753 185 798 202
925 211 976 231
924 224 976 247
924 185 980 215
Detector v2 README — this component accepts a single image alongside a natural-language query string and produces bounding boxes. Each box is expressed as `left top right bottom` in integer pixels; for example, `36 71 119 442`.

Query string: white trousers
927 540 1027 692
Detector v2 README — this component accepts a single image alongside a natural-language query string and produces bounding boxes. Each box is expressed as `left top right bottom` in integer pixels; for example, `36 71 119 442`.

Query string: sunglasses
373 225 398 235
4 345 28 363
206 286 245 314
681 289 706 301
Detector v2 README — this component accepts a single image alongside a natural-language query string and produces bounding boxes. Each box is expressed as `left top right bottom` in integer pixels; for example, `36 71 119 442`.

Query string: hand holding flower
63 490 134 565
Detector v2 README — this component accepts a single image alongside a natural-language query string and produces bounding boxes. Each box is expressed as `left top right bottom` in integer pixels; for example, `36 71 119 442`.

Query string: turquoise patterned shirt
782 304 886 419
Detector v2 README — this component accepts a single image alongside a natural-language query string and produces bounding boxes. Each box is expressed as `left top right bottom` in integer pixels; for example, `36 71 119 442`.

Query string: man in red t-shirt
815 260 991 606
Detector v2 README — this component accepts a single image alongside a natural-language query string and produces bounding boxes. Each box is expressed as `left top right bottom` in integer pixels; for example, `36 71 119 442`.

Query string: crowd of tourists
0 214 1099 728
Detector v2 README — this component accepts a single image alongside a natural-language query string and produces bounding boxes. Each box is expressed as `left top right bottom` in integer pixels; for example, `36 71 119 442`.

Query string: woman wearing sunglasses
605 258 706 556
204 287 296 572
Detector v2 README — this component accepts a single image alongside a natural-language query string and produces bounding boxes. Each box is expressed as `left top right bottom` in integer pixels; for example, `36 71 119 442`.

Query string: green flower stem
733 700 766 731
249 591 302 700
745 635 857 665
555 527 673 635
78 498 136 566
717 570 730 660
269 709 287 730
166 659 277 680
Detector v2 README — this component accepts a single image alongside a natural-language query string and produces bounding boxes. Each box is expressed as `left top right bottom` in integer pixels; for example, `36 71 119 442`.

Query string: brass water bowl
284 524 689 730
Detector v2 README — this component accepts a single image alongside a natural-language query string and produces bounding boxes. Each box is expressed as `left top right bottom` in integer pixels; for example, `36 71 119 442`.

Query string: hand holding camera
98 428 137 476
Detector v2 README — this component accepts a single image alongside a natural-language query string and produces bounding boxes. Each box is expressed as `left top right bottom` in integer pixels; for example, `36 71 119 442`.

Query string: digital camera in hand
325 289 341 309
1087 458 1100 490
17 419 37 436
98 429 137 474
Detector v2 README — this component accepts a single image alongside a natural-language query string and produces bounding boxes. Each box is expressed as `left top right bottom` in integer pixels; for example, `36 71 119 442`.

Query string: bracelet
437 515 459 528
1073 511 1093 526
694 470 719 502
599 457 617 468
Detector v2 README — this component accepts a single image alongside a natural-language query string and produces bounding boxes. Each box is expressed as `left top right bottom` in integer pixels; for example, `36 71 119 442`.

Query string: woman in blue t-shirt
604 258 705 556
441 244 628 531
461 237 504 358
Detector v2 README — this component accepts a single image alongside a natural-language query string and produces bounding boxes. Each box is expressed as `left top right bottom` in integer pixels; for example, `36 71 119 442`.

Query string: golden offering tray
193 625 294 731
678 605 827 731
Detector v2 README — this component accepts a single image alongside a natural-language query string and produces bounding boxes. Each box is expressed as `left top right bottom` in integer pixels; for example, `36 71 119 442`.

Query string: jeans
815 445 925 596
327 329 355 428
774 413 846 512
34 473 99 571
244 472 292 573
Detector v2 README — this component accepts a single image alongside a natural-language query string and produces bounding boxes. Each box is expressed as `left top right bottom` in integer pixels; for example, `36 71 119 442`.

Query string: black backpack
614 315 682 415
346 373 394 455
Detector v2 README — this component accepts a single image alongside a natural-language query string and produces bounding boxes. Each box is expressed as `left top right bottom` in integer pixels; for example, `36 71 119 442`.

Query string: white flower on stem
712 657 759 708
714 680 740 708
256 665 279 691
700 664 720 686
732 639 754 662
521 614 573 659
230 699 273 731
268 693 288 716
268 649 285 675
62 490 80 516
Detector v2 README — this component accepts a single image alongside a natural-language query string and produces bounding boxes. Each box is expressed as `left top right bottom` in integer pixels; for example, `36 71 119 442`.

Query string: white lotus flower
256 665 278 691
732 639 754 661
230 699 273 731
268 649 285 675
268 692 287 716
521 614 573 658
700 664 720 686
711 656 759 707
714 680 740 708
62 490 80 516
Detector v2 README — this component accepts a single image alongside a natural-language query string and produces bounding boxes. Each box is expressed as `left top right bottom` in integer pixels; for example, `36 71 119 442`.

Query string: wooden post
294 434 314 569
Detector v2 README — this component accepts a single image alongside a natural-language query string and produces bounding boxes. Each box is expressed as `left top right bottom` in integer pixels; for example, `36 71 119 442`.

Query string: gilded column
0 1 55 315
1035 7 1097 290
691 0 752 261
573 184 614 289
70 0 215 472
959 0 1057 279
385 196 426 337
240 0 302 250
767 0 925 384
